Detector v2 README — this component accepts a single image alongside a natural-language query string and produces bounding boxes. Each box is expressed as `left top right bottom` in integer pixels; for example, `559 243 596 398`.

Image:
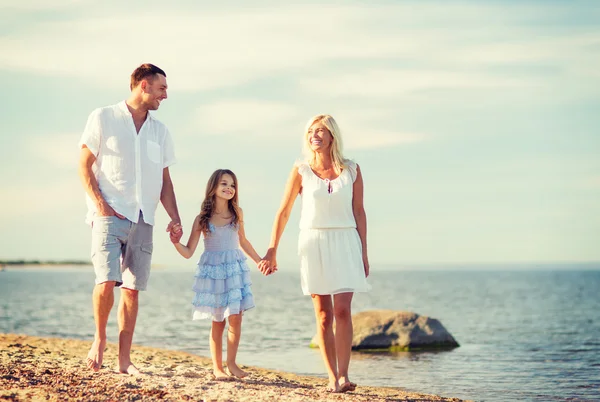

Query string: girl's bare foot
213 368 233 381
326 380 341 393
227 362 248 378
86 338 106 372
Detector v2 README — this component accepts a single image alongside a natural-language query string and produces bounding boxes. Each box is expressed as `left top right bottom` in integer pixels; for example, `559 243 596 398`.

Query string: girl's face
307 121 333 152
215 173 236 201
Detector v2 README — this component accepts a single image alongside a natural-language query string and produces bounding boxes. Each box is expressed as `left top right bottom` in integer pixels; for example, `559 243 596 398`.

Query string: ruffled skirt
192 248 255 321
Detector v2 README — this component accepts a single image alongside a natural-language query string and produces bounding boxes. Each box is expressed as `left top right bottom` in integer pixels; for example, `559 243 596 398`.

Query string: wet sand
0 334 468 401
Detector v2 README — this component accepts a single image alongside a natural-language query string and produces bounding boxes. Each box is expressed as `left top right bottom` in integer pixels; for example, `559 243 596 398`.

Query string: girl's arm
237 208 262 265
173 215 202 259
263 166 302 270
352 164 369 277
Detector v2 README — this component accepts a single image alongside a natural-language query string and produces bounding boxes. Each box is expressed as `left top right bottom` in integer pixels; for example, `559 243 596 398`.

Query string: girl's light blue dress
192 222 255 321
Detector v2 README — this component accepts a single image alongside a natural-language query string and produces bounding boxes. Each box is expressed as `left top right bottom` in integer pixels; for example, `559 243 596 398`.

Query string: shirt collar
118 100 155 121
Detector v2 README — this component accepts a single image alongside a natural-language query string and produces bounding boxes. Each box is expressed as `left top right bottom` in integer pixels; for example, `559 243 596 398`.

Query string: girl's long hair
198 169 241 236
302 114 346 175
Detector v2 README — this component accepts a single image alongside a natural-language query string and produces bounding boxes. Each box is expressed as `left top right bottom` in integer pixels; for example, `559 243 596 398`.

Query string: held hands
258 248 278 276
167 221 183 244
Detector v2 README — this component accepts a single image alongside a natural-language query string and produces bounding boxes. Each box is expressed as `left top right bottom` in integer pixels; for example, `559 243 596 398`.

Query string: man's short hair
130 63 166 90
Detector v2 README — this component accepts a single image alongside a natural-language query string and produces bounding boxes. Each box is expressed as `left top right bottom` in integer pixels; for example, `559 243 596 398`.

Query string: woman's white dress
297 160 371 296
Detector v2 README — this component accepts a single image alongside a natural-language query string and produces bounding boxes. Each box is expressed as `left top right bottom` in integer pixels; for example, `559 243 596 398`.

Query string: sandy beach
0 334 467 402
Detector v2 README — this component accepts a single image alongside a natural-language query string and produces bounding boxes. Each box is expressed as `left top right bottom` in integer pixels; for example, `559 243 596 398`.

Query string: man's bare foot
117 362 141 375
86 338 106 372
227 362 248 378
213 368 233 381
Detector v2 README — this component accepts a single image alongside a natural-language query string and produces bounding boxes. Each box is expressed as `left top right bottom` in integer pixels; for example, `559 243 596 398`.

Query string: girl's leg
210 320 230 380
312 294 339 392
333 292 356 392
226 313 248 378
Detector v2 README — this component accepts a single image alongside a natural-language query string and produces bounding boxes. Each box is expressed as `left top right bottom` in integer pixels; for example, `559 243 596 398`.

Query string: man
78 63 183 374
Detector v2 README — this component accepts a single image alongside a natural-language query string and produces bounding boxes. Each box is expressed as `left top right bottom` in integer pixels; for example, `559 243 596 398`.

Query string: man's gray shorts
91 212 153 291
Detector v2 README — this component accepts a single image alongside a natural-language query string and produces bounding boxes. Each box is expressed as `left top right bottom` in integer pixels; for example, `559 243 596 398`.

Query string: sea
1 264 599 402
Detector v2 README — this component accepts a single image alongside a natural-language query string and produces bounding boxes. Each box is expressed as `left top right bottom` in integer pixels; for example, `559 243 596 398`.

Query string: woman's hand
259 248 278 276
363 254 370 278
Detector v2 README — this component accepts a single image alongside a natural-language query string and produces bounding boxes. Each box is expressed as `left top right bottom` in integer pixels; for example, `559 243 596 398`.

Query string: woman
261 114 370 393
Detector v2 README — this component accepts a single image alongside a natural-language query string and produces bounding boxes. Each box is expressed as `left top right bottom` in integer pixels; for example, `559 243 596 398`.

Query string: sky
0 0 598 270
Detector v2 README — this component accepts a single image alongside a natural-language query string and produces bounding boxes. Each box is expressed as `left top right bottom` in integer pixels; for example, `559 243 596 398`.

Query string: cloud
299 69 539 99
183 99 425 150
191 100 301 136
0 0 86 10
27 133 80 169
344 130 424 150
0 3 596 97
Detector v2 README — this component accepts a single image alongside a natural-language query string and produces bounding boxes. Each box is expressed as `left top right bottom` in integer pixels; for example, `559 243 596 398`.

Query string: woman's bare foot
339 376 356 392
227 362 248 378
213 368 233 381
86 338 106 372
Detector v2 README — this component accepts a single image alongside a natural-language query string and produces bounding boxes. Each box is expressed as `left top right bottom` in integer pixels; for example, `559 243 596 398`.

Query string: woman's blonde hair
198 169 241 236
303 114 346 175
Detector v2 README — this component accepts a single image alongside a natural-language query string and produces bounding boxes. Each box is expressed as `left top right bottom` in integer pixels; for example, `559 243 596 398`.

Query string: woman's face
307 121 333 152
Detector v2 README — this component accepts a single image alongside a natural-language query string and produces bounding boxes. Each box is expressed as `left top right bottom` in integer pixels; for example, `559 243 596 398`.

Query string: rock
309 310 459 351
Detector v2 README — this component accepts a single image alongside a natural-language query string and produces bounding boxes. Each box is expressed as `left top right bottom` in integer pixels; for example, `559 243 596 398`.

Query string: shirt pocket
146 140 161 164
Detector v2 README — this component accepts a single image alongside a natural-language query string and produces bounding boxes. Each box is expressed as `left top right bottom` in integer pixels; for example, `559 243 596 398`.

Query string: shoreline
1 333 468 401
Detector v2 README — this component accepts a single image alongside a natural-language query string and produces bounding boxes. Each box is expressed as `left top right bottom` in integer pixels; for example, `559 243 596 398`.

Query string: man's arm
78 145 121 217
161 167 182 241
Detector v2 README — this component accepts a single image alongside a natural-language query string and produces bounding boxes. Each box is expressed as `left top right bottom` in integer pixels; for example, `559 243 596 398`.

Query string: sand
0 334 468 402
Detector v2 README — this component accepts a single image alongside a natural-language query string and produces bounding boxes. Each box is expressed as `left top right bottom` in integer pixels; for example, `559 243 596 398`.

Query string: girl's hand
258 259 272 276
261 248 278 275
168 222 183 244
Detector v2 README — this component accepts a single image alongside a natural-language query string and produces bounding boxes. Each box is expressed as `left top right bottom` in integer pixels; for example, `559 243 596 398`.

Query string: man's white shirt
79 101 176 226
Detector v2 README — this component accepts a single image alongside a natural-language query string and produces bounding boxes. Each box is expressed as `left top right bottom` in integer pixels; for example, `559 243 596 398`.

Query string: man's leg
118 212 153 375
88 215 127 372
117 287 140 374
87 281 116 371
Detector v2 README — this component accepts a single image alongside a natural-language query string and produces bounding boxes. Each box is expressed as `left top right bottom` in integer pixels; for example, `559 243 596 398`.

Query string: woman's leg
226 313 248 378
210 320 230 380
333 292 356 391
312 294 339 392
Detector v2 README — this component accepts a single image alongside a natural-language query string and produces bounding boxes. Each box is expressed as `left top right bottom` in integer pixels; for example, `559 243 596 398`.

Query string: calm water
1 265 599 402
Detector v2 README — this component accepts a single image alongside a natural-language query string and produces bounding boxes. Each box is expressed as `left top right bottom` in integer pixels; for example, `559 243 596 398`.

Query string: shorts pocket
141 242 153 255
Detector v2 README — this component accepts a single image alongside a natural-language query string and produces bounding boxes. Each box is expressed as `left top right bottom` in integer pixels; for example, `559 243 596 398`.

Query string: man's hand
168 221 183 244
96 200 125 219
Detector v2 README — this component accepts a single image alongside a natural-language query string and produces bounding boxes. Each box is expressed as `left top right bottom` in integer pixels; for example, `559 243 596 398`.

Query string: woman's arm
352 164 370 277
237 209 262 265
263 166 302 270
173 215 202 259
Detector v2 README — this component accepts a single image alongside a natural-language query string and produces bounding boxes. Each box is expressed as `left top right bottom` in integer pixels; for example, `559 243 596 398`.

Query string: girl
260 114 370 393
170 169 265 380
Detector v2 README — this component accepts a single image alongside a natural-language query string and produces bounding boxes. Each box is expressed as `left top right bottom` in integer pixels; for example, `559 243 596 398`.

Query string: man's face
143 74 168 110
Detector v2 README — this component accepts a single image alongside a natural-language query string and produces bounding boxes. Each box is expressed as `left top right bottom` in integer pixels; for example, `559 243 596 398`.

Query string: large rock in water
309 310 459 351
